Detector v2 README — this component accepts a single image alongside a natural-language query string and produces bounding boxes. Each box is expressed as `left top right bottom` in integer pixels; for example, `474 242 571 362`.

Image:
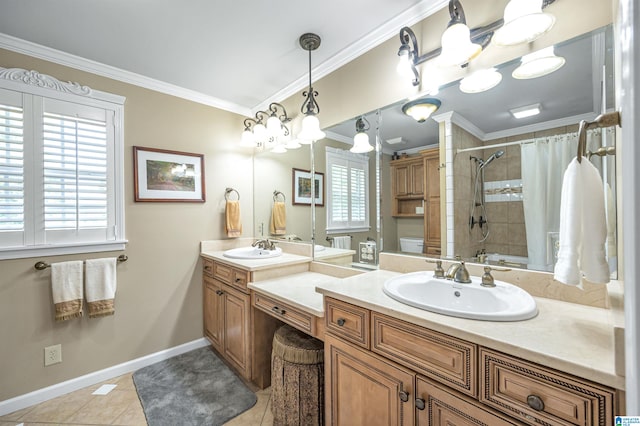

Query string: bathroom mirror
319 24 617 275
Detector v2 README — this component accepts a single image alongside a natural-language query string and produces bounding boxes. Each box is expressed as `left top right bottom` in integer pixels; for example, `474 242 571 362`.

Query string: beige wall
0 49 252 400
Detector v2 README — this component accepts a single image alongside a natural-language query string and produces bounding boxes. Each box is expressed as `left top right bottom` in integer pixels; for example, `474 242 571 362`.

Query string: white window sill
0 240 128 260
326 227 371 234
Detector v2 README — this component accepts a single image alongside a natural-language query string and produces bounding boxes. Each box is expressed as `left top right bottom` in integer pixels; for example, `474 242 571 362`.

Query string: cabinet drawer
213 261 250 293
202 257 214 277
372 312 477 397
480 348 615 426
325 298 370 349
252 292 315 335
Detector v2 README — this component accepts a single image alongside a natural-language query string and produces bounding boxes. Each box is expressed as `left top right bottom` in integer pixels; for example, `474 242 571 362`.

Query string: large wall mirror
253 23 617 277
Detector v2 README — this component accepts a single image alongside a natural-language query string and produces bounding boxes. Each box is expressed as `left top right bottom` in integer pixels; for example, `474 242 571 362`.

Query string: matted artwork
292 168 324 206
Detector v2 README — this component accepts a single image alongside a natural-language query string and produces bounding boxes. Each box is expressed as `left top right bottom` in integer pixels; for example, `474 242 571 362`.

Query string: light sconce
459 67 503 93
402 97 442 123
397 27 440 87
439 0 482 67
350 116 374 153
240 103 291 151
297 33 326 143
512 46 565 79
493 0 555 46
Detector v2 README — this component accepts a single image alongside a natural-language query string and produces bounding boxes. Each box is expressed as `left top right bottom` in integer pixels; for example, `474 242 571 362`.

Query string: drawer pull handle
527 395 545 412
398 390 409 403
235 278 243 283
215 290 224 296
204 266 211 270
336 318 346 326
415 398 426 410
272 306 286 315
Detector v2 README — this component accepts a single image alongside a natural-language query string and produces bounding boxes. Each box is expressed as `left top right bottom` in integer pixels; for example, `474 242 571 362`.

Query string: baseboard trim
0 338 209 416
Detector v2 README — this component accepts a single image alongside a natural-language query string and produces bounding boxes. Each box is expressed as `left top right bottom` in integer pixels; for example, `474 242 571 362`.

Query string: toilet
399 237 424 254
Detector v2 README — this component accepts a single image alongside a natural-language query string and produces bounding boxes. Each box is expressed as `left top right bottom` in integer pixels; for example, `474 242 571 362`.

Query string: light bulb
397 54 415 80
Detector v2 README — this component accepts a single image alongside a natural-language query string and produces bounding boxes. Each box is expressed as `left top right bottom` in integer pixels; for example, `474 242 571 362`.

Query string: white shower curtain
521 134 577 270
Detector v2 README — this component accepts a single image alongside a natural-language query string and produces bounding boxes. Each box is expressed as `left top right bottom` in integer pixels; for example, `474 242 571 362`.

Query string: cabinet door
410 161 424 196
325 334 415 426
223 285 251 379
393 164 410 197
423 151 441 252
416 377 520 426
203 276 223 352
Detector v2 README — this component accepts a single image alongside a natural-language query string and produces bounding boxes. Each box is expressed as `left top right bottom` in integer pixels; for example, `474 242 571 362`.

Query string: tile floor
0 373 273 426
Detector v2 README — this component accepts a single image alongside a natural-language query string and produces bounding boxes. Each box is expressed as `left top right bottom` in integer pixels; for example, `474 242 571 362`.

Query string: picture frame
133 146 205 202
292 168 324 206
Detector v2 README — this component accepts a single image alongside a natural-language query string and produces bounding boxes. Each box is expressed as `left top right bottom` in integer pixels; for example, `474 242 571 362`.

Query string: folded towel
270 201 286 236
332 236 351 250
554 158 610 286
225 200 242 238
51 261 84 321
85 258 117 318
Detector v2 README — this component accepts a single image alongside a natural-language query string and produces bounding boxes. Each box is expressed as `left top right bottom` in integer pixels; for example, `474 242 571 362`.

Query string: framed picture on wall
133 146 206 202
292 168 324 206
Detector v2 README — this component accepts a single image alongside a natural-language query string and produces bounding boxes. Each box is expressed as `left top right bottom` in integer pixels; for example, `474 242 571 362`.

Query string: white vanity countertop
315 269 624 390
248 271 338 317
200 250 310 271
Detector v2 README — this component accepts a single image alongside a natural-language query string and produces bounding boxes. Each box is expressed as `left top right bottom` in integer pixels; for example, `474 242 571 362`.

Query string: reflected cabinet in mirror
319 24 617 276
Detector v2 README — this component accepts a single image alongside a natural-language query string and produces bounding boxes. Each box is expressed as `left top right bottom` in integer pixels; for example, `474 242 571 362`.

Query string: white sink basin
223 246 283 259
383 272 537 321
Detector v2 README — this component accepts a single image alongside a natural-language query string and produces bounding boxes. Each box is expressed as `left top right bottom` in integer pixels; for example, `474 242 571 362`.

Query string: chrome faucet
445 261 471 284
252 238 276 250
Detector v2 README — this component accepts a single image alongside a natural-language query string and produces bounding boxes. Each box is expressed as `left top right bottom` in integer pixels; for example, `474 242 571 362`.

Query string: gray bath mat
133 346 257 426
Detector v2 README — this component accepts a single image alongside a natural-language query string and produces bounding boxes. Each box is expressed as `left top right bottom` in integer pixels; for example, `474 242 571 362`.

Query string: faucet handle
481 265 512 287
426 259 445 278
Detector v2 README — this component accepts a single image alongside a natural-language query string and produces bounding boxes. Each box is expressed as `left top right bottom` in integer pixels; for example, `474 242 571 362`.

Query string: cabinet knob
398 390 409 402
215 290 223 296
336 318 346 327
527 394 545 412
272 306 286 315
204 266 211 270
415 398 426 411
235 278 243 283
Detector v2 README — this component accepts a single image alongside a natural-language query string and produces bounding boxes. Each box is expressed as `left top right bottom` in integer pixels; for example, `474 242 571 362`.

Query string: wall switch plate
44 344 62 366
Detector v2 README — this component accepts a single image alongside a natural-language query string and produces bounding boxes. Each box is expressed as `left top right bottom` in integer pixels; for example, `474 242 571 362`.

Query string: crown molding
0 32 251 116
483 112 598 140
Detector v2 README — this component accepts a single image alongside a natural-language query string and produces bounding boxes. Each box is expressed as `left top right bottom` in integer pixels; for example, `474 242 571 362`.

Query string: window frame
325 146 370 234
0 67 126 259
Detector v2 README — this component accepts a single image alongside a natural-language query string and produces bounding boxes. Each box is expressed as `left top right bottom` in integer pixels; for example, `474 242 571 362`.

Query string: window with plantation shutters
0 68 125 259
326 147 370 232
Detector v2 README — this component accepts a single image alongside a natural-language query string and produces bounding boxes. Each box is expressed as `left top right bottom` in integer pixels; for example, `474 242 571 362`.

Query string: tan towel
85 258 117 318
51 261 84 321
270 201 286 236
225 200 242 237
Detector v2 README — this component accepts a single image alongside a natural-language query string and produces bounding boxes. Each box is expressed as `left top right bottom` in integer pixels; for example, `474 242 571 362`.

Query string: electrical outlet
44 344 62 366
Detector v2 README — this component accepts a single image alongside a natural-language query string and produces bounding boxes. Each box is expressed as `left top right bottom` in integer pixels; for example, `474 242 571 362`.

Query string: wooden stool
271 324 324 426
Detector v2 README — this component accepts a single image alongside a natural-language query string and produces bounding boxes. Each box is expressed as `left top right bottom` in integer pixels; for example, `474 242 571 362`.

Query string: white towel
332 236 351 250
554 158 610 286
85 258 117 318
605 183 617 257
51 261 84 321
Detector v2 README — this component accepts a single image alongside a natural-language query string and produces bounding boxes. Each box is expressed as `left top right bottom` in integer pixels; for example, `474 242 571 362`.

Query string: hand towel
332 236 351 250
554 158 583 286
605 183 617 257
580 160 610 284
225 200 242 238
51 260 84 321
85 258 117 318
269 201 286 236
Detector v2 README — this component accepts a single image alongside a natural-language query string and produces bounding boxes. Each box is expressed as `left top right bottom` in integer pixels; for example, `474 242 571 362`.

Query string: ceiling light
386 137 407 145
402 98 442 123
459 68 502 93
510 103 541 119
439 0 482 67
297 33 326 143
351 116 373 153
493 0 555 46
512 46 566 79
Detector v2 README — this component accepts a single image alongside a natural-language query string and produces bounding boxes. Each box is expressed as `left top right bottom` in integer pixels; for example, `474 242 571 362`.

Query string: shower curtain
520 130 611 271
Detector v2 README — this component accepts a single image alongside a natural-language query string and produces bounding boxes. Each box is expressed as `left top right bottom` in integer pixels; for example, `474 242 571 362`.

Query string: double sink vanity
200 238 625 425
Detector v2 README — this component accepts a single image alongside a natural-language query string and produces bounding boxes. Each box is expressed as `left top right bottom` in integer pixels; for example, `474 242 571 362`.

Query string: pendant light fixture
439 0 482 67
402 98 442 123
512 46 565 79
350 116 373 153
493 0 555 46
297 33 326 144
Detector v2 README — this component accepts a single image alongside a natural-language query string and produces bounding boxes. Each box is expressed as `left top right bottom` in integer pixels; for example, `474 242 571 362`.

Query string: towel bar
325 235 353 241
34 254 128 271
577 111 620 163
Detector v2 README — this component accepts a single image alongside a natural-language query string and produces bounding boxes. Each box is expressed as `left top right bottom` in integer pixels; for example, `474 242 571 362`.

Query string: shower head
479 150 504 169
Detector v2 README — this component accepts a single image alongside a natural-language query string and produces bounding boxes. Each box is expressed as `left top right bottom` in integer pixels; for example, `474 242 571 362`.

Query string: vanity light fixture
439 0 482 67
402 97 442 123
297 33 326 143
240 103 290 149
512 46 566 79
459 68 502 93
350 116 374 153
493 0 556 46
510 103 542 119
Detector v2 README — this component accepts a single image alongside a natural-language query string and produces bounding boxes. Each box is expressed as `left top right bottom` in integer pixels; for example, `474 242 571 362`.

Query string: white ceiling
0 0 447 115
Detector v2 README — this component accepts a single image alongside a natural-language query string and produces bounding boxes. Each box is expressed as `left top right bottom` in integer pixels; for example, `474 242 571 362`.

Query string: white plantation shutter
326 148 369 232
0 89 25 246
